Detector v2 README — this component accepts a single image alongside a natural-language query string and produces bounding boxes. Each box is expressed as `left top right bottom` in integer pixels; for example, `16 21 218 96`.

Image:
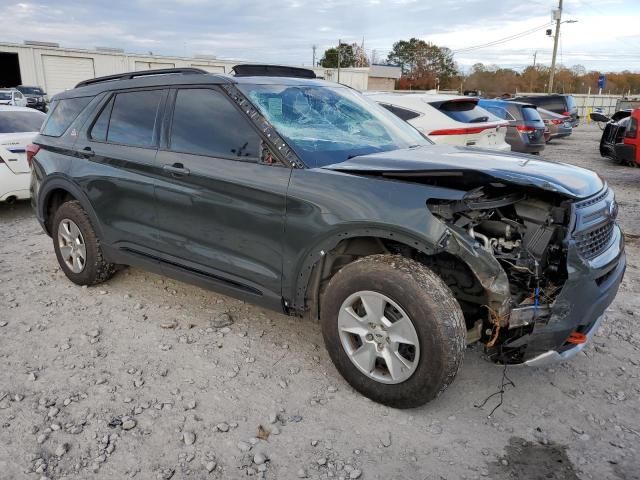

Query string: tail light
429 124 502 136
562 111 571 117
516 125 536 133
551 119 563 125
26 144 40 167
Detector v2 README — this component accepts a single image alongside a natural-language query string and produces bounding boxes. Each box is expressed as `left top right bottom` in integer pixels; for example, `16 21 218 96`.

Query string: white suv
366 92 511 151
0 89 28 107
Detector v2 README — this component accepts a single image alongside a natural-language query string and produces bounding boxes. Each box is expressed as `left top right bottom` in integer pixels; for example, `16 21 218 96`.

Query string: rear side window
626 117 637 139
522 106 543 122
170 88 260 159
436 100 494 123
42 96 92 136
107 90 163 148
380 103 421 121
0 111 46 133
528 97 564 112
483 106 509 120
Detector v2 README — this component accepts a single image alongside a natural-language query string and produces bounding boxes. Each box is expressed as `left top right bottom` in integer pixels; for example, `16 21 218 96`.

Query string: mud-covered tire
52 200 115 286
320 254 466 408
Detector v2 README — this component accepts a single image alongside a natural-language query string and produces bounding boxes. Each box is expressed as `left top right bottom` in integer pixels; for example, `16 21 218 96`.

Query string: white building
0 41 369 95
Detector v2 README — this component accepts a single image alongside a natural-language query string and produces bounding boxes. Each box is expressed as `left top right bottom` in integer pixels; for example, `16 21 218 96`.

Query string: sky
2 0 639 72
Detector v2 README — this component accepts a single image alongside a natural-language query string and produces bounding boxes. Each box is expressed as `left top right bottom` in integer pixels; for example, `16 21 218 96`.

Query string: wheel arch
38 177 103 239
288 226 444 318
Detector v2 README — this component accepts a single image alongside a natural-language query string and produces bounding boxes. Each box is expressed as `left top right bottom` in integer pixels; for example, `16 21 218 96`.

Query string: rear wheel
52 200 115 285
320 255 466 408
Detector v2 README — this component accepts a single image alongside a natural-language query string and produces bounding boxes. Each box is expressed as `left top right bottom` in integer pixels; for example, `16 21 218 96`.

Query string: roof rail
75 68 208 88
232 64 316 79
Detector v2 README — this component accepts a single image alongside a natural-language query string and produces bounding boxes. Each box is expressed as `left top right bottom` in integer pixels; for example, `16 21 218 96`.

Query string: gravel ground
1 123 639 480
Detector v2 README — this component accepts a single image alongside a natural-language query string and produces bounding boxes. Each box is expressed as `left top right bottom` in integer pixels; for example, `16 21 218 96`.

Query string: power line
452 22 553 54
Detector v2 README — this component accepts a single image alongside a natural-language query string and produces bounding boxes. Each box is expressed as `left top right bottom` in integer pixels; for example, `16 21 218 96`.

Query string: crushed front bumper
504 221 626 365
524 314 603 367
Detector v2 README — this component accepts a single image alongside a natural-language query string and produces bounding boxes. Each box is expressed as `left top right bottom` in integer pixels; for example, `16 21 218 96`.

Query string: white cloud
0 0 638 71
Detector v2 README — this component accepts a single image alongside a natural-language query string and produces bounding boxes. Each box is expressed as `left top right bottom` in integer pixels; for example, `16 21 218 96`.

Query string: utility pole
337 39 341 84
312 45 317 67
548 0 562 94
530 51 537 92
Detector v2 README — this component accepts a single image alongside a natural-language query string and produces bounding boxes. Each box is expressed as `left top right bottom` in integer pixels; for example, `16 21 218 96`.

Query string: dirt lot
1 124 639 480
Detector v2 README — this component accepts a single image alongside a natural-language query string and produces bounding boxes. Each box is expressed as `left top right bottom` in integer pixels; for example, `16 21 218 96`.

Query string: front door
154 87 291 307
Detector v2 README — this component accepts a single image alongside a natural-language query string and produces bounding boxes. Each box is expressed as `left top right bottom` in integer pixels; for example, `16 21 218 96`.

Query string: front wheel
320 255 466 408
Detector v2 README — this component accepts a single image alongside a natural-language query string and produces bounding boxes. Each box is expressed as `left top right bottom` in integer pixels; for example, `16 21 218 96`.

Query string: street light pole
337 39 341 84
548 0 563 94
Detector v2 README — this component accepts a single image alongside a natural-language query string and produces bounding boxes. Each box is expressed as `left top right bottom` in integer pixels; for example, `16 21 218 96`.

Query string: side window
107 90 163 148
484 106 506 119
42 96 92 137
170 88 260 159
90 97 114 142
380 103 421 121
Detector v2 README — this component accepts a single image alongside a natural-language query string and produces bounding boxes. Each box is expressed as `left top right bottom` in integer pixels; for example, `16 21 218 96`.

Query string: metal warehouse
0 41 370 95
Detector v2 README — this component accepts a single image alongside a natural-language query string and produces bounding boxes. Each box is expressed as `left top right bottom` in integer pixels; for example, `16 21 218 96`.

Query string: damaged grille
575 189 608 209
572 187 616 260
574 222 615 259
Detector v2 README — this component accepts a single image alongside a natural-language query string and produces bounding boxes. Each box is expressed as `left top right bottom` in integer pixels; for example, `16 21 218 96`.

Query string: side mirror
589 112 610 123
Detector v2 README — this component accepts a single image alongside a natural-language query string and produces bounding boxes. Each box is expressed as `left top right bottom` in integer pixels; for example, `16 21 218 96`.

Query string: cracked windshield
240 84 429 167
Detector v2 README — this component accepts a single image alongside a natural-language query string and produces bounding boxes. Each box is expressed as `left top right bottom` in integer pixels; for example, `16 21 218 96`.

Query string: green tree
386 38 457 89
320 43 357 68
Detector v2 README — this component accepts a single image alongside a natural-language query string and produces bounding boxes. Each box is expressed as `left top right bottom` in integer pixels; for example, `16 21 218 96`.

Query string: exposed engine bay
426 184 573 361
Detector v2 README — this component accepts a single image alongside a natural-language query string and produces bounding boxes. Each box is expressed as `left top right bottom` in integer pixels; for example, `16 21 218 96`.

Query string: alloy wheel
58 218 87 274
338 290 420 384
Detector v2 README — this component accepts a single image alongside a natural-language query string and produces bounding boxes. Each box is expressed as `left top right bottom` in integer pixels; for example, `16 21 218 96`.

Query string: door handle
82 146 95 157
163 163 190 176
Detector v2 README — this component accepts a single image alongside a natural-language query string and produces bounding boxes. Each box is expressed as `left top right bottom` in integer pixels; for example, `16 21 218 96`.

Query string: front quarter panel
283 168 463 303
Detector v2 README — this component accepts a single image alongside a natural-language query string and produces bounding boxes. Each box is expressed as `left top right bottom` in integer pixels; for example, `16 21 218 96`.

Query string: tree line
319 39 640 96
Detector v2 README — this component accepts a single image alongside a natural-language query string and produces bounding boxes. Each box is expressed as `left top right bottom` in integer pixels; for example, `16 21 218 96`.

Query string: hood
322 145 603 199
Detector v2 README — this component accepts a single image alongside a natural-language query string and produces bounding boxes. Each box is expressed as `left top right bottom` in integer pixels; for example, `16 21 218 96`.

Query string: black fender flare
38 175 103 239
289 225 443 314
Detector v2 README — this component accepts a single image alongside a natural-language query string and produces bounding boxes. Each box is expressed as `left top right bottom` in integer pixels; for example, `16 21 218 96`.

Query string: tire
52 200 115 286
320 254 466 408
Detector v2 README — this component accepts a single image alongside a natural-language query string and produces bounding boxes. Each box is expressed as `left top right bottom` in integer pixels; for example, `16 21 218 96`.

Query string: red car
617 109 640 166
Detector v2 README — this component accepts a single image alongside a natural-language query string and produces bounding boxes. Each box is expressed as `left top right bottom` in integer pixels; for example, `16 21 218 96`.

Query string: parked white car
0 89 28 107
0 106 46 202
366 92 511 151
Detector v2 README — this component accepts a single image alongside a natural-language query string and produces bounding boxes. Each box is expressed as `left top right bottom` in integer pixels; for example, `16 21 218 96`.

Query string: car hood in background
322 145 604 199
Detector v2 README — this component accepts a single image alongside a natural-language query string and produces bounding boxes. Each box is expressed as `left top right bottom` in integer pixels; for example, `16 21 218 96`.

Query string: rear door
0 109 46 173
77 88 167 251
154 86 291 307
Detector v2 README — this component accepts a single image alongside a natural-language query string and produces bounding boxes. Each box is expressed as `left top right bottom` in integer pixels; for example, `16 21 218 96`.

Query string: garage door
191 64 226 74
134 61 176 71
43 55 95 95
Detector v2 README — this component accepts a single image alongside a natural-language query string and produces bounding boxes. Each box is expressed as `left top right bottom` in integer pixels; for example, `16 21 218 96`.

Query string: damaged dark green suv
30 66 625 408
